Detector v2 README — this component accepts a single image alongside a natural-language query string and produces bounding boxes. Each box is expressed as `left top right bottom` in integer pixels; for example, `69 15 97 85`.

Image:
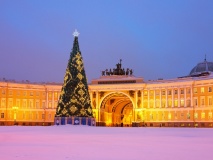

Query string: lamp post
12 106 18 125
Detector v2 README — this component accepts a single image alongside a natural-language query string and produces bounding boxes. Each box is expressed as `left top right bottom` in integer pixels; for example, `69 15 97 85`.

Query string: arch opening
100 92 133 127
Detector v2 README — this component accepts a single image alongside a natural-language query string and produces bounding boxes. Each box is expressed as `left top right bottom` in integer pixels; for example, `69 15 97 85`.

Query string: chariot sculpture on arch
101 59 133 76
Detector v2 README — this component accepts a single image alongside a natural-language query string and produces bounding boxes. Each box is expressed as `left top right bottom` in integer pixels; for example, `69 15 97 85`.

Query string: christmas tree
56 30 93 117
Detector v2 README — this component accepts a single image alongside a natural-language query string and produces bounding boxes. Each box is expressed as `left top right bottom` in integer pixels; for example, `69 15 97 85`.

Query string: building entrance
100 92 133 127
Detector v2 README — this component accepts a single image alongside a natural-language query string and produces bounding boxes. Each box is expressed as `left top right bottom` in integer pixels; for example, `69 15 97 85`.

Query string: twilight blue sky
0 0 213 83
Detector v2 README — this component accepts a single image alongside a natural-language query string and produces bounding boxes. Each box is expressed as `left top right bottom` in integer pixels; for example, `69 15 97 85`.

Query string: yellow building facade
90 74 213 127
0 82 61 126
0 60 213 127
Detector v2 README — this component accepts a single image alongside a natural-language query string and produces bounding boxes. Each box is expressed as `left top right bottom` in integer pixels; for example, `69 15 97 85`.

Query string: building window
2 90 5 94
209 97 212 106
186 99 190 107
193 88 197 94
168 99 172 107
9 99 13 108
48 102 52 108
168 90 171 95
156 113 158 120
201 112 205 119
181 89 184 94
36 101 39 109
29 100 33 108
16 100 20 108
187 89 191 94
23 100 27 108
175 112 177 119
23 91 26 96
174 99 178 107
9 90 13 95
143 100 147 108
30 92 33 96
201 97 205 106
54 101 58 108
194 98 198 106
149 100 153 108
208 112 212 119
180 99 184 107
48 114 51 119
181 113 184 119
187 113 190 119
36 92 40 96
155 100 160 108
42 102 46 109
161 100 166 108
162 91 165 95
162 113 165 120
1 99 6 107
149 114 153 120
174 90 178 95
42 114 45 119
35 113 38 119
48 92 52 99
54 92 58 99
168 113 171 120
23 113 25 119
17 91 20 96
149 91 153 96
1 113 4 118
201 87 205 93
194 113 198 119
208 87 212 92
155 91 159 96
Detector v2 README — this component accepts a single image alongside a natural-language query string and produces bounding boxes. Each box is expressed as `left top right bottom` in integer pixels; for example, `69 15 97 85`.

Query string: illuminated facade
0 82 61 126
0 59 213 127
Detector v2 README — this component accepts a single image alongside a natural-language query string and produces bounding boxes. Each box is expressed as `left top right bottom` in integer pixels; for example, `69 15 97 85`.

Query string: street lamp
12 106 18 125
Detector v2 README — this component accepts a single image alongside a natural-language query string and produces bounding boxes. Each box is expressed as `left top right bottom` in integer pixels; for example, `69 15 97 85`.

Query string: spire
56 30 93 117
204 54 207 61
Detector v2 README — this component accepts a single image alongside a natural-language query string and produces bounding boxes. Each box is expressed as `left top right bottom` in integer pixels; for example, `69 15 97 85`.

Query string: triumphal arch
89 60 145 126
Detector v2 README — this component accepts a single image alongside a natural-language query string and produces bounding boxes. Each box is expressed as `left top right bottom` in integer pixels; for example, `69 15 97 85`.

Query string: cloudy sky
0 0 213 83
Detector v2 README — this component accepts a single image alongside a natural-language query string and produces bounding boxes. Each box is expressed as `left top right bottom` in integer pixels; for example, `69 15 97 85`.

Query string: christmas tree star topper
73 29 80 37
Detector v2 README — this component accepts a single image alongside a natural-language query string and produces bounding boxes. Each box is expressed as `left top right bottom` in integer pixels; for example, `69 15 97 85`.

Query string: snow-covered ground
0 126 213 160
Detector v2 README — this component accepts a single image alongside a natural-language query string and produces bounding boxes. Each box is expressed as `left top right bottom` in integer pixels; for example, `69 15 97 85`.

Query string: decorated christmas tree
56 30 93 117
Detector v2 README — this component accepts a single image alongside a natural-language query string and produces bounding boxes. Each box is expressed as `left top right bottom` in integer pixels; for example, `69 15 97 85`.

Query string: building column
136 90 138 109
166 88 168 108
160 89 162 108
184 88 186 107
141 90 144 108
178 87 180 107
52 91 54 109
154 90 156 108
172 88 174 108
46 89 48 109
190 86 193 107
58 92 60 100
148 89 150 108
96 91 99 122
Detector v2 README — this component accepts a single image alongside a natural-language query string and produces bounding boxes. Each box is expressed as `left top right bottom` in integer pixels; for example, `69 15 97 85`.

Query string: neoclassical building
0 59 213 127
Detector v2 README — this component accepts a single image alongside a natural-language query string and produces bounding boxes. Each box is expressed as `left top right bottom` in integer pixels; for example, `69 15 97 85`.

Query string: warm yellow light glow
168 113 171 120
12 106 19 110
